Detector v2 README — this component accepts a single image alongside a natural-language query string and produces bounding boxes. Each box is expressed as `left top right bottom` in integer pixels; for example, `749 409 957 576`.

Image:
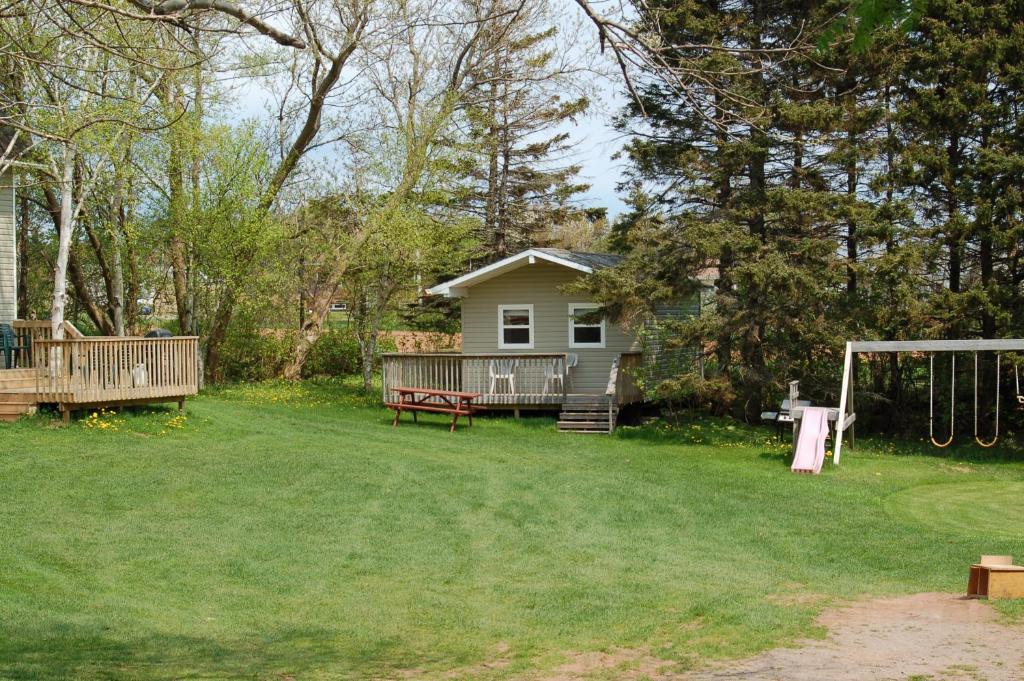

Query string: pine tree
592 0 1024 428
892 0 1024 340
597 0 853 417
455 0 591 259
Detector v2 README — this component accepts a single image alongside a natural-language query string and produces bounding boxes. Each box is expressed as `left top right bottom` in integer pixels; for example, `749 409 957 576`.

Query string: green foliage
398 297 461 334
819 0 924 52
219 309 295 382
601 0 1024 427
651 372 738 417
220 323 398 382
301 330 361 378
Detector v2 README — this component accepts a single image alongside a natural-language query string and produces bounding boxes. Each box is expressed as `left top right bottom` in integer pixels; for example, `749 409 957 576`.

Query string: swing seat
973 352 1001 448
929 353 956 449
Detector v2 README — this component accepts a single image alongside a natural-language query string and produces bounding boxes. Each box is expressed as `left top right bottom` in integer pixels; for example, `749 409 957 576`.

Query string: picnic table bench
385 386 484 432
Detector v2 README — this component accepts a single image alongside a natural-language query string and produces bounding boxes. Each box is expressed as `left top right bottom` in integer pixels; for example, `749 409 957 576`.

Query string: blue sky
558 63 631 219
572 101 631 218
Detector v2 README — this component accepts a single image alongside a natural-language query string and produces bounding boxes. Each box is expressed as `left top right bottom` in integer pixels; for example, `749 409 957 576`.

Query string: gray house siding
644 298 703 385
460 261 640 395
0 169 14 325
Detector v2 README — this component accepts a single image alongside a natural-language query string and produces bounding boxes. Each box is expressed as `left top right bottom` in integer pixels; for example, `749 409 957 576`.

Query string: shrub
221 317 295 382
302 330 361 378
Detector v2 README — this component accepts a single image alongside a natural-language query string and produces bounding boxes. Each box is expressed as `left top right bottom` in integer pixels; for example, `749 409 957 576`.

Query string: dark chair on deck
0 323 31 369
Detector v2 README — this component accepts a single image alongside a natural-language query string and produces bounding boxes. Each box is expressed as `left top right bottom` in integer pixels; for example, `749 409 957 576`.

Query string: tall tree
593 0 851 417
455 0 591 258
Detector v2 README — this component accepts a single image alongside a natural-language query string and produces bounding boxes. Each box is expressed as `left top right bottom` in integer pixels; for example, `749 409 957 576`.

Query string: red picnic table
385 387 485 432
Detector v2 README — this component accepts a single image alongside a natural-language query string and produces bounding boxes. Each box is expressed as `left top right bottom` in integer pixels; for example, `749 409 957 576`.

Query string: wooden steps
0 369 36 390
558 397 617 434
0 369 39 422
0 403 36 421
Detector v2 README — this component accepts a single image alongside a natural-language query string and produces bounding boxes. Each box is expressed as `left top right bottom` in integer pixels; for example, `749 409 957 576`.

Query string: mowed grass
0 379 1022 680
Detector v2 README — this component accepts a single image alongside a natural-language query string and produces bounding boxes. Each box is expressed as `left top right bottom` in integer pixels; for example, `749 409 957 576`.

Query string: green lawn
0 379 1022 680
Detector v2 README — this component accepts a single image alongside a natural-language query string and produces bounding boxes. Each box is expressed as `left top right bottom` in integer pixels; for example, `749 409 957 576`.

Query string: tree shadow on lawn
383 412 491 432
0 623 435 680
615 420 792 464
757 449 796 468
380 408 558 432
31 402 181 423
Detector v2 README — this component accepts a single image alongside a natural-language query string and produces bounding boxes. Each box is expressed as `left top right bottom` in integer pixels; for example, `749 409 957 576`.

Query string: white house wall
460 261 640 395
0 169 15 325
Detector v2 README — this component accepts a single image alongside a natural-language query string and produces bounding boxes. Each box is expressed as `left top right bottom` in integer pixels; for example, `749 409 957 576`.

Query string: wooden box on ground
967 564 1024 600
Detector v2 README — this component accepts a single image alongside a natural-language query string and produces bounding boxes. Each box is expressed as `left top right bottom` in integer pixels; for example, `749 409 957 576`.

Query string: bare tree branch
125 0 307 48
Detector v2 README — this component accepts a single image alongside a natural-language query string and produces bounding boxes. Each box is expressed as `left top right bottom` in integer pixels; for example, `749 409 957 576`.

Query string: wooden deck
381 352 644 411
0 321 199 422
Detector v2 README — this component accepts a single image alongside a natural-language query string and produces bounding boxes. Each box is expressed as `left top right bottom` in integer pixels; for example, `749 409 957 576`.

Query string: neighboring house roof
427 248 624 298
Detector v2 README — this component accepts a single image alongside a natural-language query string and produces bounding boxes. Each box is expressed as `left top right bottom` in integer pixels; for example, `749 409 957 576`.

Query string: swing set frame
833 339 1024 465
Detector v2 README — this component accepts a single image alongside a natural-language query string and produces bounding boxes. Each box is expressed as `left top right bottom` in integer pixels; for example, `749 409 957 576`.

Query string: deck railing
382 351 646 407
33 336 199 404
381 352 570 405
9 320 83 369
615 352 645 405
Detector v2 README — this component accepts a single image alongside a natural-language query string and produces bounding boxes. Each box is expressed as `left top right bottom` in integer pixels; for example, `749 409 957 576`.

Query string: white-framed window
568 303 605 348
498 304 534 349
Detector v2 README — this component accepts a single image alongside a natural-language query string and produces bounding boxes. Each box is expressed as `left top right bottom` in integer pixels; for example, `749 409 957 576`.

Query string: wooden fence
33 336 199 405
382 352 647 407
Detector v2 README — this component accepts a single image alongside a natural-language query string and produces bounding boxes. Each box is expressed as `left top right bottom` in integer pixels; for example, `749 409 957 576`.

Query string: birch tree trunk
110 230 126 336
16 192 29 318
50 147 77 340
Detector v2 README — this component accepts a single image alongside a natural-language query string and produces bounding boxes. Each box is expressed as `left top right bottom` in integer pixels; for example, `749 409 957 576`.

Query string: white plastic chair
543 354 579 395
542 357 564 395
489 358 518 394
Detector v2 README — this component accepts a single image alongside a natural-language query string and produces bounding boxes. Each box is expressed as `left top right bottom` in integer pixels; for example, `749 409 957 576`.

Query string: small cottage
382 248 705 431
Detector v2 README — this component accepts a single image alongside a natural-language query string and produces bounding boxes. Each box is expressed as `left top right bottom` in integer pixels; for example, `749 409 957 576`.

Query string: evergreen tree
594 0 1024 428
595 0 852 417
455 0 591 259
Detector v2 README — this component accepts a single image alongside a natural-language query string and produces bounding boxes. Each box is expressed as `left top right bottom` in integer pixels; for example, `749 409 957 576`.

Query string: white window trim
568 303 606 349
498 304 534 349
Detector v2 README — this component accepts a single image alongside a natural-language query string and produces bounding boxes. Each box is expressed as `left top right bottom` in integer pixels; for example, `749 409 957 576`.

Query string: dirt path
684 592 1024 681
543 593 1024 681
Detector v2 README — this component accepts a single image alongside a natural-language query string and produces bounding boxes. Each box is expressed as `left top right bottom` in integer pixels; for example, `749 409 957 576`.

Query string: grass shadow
758 449 795 467
0 622 434 681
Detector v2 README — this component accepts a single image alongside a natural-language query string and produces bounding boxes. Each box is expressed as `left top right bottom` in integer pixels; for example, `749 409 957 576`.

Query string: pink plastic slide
791 406 829 474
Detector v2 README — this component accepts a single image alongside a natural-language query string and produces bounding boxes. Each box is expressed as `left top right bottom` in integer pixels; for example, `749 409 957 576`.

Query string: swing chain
973 352 1000 448
929 353 955 448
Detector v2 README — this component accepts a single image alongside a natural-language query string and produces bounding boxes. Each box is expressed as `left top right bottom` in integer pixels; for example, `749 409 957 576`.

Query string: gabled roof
427 248 622 298
533 248 623 270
